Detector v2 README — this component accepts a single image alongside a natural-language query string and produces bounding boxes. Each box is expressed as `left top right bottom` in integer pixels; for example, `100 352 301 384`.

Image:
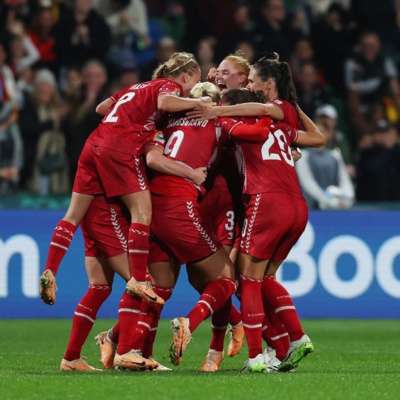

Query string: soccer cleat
200 350 224 372
240 353 268 373
169 317 191 365
227 323 245 357
39 270 57 305
60 357 102 371
278 335 314 372
149 357 172 371
114 350 159 371
126 277 165 305
95 331 116 369
263 346 281 373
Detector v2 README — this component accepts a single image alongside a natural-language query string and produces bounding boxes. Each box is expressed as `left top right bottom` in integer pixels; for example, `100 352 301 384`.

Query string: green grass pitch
1 319 399 400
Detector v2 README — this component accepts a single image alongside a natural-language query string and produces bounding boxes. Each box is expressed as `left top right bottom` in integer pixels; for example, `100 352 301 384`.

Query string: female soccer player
39 52 212 307
145 82 273 366
59 134 208 371
236 107 325 372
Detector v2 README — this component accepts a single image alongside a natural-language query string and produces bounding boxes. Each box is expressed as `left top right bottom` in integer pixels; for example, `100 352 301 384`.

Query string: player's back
238 121 303 198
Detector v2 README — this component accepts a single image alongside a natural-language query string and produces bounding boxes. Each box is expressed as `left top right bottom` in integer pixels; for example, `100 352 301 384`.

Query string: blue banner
1 210 399 319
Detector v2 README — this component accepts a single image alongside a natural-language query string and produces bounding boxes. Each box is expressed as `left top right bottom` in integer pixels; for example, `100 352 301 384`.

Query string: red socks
187 278 236 333
45 220 76 275
128 223 150 281
262 276 304 342
209 297 232 352
229 303 242 326
116 291 142 355
240 275 264 358
63 284 111 361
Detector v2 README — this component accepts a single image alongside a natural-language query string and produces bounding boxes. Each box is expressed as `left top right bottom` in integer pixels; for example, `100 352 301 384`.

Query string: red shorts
73 143 149 197
200 187 238 246
81 195 129 258
150 195 222 264
240 192 308 260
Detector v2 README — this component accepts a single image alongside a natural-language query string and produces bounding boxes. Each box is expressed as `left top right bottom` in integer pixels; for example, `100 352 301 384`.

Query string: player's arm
157 94 213 112
145 145 207 186
187 102 284 121
96 98 114 116
293 108 325 148
229 117 273 141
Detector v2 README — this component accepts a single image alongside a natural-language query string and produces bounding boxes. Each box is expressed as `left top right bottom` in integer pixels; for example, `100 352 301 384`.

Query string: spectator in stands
26 4 58 75
0 61 23 197
314 104 355 178
311 3 354 96
344 31 400 142
95 0 150 78
289 36 325 85
19 68 68 194
62 59 108 184
252 0 303 61
151 0 186 48
235 40 256 64
217 1 257 59
140 36 176 81
6 19 40 80
356 120 400 202
196 36 217 82
295 60 330 119
53 0 111 73
296 120 355 210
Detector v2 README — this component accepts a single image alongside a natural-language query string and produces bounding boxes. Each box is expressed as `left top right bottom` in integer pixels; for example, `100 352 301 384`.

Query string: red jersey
86 79 182 155
272 98 300 129
237 121 303 198
150 115 237 200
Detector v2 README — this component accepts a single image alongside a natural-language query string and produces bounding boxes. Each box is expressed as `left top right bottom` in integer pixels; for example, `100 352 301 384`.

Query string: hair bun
269 52 280 61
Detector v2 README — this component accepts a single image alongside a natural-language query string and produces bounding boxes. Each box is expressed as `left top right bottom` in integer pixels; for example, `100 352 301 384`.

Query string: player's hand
291 146 302 162
188 167 207 185
197 96 214 107
186 106 217 121
207 68 217 83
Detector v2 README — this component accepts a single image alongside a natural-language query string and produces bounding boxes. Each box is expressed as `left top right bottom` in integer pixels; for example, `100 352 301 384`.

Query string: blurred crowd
1 0 400 206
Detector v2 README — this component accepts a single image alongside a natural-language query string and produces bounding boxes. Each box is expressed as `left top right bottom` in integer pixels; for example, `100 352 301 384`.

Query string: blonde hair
223 50 251 76
152 52 200 79
190 82 221 103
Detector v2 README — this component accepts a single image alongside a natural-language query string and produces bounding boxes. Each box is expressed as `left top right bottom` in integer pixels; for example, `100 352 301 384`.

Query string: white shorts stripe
74 312 95 323
128 249 149 254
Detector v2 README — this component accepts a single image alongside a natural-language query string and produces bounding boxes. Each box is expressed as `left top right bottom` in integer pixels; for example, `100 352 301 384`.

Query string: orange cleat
227 323 245 357
39 270 57 306
125 278 165 305
169 317 191 366
60 357 102 371
94 331 116 369
114 350 159 371
200 350 224 372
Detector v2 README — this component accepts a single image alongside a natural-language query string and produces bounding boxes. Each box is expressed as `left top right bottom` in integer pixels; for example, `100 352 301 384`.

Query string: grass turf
1 319 399 400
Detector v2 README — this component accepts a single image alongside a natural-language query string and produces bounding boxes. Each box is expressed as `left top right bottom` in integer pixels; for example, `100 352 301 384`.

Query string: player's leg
61 255 112 371
263 260 314 372
121 190 164 306
39 192 94 305
238 252 269 373
170 249 236 365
